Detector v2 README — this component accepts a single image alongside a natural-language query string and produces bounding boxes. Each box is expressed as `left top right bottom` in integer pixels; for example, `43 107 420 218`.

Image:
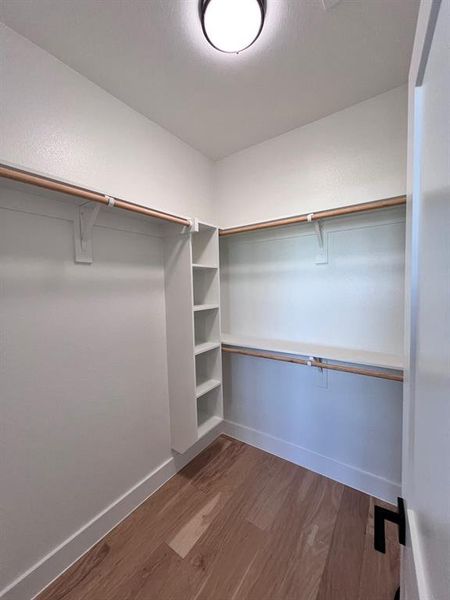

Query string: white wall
218 87 408 502
0 184 168 596
0 25 217 600
223 356 403 500
0 184 222 600
220 210 405 502
215 86 407 228
0 24 214 223
220 209 405 358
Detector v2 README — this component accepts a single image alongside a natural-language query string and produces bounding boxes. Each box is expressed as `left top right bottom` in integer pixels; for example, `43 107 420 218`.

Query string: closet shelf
221 334 403 372
192 263 218 270
193 303 219 312
194 341 221 355
196 378 221 399
219 195 406 237
197 413 223 439
0 164 190 227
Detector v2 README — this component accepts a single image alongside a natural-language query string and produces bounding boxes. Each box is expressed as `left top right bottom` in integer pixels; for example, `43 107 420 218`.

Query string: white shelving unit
221 333 403 372
220 207 406 379
164 221 223 453
192 223 223 440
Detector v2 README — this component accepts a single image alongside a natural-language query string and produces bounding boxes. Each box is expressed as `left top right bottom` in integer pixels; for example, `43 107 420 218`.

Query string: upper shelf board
196 378 221 399
0 164 191 228
221 334 403 371
194 341 221 355
193 220 218 232
219 195 406 237
192 263 218 270
193 304 219 312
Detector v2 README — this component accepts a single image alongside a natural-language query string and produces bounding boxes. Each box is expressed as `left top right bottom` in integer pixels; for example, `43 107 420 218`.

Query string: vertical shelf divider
164 221 223 453
192 223 223 440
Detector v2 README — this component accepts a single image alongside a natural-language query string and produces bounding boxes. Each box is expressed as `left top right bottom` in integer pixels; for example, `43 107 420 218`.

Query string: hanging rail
0 164 191 227
222 346 404 382
219 195 406 237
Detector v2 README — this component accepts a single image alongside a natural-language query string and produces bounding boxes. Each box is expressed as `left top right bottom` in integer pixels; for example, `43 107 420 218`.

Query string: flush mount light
201 0 266 54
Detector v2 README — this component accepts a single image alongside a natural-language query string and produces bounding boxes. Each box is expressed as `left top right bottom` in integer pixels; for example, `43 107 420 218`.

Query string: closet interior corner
5 2 440 595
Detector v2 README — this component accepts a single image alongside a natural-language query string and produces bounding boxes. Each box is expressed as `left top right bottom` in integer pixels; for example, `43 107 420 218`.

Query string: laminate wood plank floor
36 436 399 600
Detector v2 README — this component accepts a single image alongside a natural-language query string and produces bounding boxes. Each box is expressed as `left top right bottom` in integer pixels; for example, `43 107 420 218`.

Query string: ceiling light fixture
201 0 266 54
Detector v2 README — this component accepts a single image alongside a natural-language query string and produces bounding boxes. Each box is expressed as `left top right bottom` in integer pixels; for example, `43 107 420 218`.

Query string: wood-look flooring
36 436 399 600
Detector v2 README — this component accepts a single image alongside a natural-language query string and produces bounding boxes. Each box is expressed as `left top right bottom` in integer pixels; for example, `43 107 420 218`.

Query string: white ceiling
0 0 419 159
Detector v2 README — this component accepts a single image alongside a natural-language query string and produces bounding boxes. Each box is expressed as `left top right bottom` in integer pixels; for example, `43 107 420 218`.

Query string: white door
402 1 450 599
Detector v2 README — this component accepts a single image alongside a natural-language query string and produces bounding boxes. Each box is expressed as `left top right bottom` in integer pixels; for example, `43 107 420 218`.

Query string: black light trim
200 0 266 54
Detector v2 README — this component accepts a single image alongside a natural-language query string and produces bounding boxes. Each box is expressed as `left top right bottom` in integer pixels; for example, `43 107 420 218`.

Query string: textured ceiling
0 0 419 159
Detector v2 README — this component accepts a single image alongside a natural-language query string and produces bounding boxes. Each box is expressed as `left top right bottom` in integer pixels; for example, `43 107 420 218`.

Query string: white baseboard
1 423 223 600
224 420 401 504
406 508 432 600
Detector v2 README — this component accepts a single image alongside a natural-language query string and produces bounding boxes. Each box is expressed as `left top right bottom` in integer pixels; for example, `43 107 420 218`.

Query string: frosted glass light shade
202 0 265 53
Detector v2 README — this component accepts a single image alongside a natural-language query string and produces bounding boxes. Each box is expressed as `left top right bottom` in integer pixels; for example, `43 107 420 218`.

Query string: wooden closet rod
219 195 407 237
222 346 404 382
0 164 191 227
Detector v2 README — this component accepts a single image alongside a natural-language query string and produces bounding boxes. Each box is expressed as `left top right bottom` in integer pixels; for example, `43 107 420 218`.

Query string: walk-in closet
1 1 448 600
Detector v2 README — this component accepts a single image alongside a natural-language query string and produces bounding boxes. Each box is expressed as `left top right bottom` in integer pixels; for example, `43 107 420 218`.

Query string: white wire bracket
74 196 117 262
74 201 102 263
189 217 200 233
307 214 328 264
181 217 199 235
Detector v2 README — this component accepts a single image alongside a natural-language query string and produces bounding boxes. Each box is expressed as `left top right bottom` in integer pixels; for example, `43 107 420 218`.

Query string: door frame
402 1 443 598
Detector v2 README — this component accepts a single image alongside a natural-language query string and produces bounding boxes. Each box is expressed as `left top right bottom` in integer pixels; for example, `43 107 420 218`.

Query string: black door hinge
374 496 406 554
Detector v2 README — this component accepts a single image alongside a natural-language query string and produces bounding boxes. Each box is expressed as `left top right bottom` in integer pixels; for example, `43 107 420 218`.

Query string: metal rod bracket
315 357 328 387
307 214 328 263
188 217 200 233
74 202 101 263
307 356 328 387
313 220 328 264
